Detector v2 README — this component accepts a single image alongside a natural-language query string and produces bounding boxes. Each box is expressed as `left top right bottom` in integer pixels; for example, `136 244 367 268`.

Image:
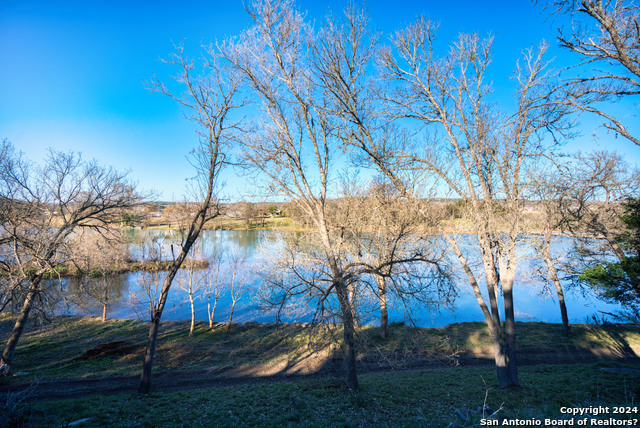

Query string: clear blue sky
2 0 638 201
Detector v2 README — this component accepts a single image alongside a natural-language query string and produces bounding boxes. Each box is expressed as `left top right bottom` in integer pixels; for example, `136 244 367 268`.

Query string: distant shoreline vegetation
15 259 210 281
126 199 621 237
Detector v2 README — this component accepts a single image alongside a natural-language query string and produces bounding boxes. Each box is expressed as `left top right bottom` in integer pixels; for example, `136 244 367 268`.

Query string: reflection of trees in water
227 230 260 255
41 230 628 326
127 229 266 262
66 275 128 321
195 230 267 260
126 229 183 262
5 277 118 322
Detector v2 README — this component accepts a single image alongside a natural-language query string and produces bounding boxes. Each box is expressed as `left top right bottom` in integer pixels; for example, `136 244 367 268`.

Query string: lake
58 229 625 327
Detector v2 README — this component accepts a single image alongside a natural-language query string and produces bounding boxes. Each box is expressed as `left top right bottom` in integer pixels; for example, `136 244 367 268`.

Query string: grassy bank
2 315 640 426
2 315 639 382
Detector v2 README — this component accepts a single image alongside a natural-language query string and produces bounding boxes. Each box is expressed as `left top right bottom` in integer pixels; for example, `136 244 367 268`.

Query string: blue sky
2 0 638 201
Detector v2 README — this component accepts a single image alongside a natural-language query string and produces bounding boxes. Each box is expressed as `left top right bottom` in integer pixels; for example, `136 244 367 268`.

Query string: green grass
2 315 640 384
7 364 640 427
3 315 640 426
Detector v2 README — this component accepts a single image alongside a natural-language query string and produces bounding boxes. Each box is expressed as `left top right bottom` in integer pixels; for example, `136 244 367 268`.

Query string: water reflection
57 229 625 327
66 274 129 320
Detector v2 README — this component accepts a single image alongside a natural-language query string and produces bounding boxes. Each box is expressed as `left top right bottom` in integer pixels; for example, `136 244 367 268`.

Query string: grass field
2 315 640 382
2 315 640 426
6 364 640 427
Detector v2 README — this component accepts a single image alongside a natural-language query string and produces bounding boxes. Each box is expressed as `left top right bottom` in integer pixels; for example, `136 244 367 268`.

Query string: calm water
59 230 625 327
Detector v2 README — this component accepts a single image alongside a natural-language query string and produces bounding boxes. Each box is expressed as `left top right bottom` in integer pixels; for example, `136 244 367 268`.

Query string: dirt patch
74 341 144 361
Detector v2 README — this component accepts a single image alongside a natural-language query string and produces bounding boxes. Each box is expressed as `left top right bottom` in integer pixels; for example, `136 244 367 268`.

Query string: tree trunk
102 282 108 323
139 316 160 394
189 293 195 337
348 284 359 330
139 261 183 394
225 299 236 337
377 276 388 339
484 263 517 388
447 236 515 387
502 273 520 387
487 321 510 388
336 282 358 390
208 294 217 330
1 278 41 375
545 257 570 335
482 237 520 388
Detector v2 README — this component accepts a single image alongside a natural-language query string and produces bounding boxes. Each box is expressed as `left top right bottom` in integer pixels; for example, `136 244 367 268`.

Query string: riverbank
0 315 640 383
3 315 639 382
1 315 639 426
141 215 589 239
1 315 638 382
144 215 306 232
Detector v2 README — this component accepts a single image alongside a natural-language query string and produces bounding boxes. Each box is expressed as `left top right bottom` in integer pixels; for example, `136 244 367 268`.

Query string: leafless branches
139 42 242 393
0 140 143 375
217 0 453 390
333 11 575 387
540 0 640 146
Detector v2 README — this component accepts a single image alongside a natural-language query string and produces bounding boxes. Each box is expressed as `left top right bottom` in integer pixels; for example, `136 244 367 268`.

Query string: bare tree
525 152 638 334
328 179 452 338
68 229 129 322
178 256 206 337
541 0 640 146
219 0 362 388
163 203 196 229
224 249 248 336
238 202 257 230
205 248 223 329
138 43 242 394
129 233 165 321
325 11 573 387
218 0 449 389
560 151 640 277
564 152 637 253
527 167 573 335
0 140 142 375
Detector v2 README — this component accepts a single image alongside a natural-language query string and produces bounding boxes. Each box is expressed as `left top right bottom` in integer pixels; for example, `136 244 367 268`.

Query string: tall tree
220 0 448 389
219 0 362 388
138 44 242 394
0 140 142 375
321 10 572 387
